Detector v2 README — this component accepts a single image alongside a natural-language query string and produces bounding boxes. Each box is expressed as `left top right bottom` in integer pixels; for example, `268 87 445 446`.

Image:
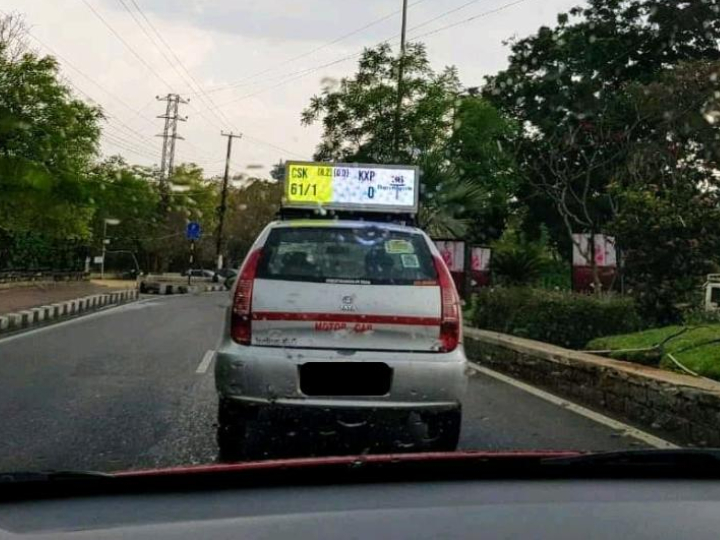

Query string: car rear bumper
214 341 468 410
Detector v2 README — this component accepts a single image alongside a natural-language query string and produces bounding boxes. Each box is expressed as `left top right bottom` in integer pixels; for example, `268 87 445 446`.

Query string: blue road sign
186 221 202 240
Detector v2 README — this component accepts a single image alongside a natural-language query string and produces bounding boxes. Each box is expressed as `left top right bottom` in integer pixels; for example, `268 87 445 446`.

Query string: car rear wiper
0 470 113 484
542 449 720 470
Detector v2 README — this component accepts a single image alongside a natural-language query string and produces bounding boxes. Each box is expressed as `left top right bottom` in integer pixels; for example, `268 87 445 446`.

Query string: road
0 294 645 473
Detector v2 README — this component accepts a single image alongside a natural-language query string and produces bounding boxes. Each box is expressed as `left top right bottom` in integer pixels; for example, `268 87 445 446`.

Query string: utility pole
392 0 409 159
215 131 243 270
156 93 188 208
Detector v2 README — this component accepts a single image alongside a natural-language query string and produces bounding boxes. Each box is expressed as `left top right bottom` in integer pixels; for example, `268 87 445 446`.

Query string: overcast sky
5 0 582 178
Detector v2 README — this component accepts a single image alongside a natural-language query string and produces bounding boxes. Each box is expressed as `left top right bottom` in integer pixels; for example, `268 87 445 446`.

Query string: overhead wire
410 0 535 40
14 18 225 165
198 0 491 109
115 0 306 164
198 0 533 114
80 0 177 92
194 0 430 98
116 0 232 131
79 1 235 164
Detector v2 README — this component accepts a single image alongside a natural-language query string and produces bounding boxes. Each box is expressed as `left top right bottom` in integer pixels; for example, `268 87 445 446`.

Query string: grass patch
586 324 720 381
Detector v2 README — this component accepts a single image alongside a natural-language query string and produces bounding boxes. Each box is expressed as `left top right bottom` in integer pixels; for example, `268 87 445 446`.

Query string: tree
446 95 520 242
0 14 102 241
302 43 518 239
87 157 162 272
485 0 720 294
608 60 720 322
416 149 485 238
301 43 461 164
224 179 283 267
148 163 219 272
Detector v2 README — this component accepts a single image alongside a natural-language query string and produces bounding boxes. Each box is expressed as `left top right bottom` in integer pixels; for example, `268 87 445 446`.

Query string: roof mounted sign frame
283 161 420 215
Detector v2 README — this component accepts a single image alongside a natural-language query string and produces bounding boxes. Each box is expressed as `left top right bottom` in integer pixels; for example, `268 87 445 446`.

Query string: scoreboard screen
284 161 419 214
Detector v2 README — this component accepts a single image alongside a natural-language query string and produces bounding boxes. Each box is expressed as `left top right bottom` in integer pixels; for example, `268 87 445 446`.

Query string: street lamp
101 218 121 280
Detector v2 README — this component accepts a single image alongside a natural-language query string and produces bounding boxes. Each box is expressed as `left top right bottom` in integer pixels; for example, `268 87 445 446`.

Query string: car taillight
432 255 461 353
231 248 263 345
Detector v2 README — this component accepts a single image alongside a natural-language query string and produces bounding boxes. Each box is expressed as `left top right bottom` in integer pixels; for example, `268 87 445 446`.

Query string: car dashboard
1 478 719 539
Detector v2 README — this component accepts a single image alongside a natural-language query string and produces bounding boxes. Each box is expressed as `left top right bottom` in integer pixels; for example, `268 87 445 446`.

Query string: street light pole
393 0 409 158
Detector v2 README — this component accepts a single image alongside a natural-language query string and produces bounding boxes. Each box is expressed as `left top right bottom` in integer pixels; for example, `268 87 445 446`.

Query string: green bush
492 242 546 285
539 258 571 291
470 287 643 349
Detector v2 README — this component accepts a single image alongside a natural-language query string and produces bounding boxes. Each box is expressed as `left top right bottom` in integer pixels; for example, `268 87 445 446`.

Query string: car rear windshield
257 226 437 285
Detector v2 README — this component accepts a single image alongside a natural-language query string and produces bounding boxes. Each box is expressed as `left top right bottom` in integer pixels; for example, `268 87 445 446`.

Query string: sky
3 0 582 178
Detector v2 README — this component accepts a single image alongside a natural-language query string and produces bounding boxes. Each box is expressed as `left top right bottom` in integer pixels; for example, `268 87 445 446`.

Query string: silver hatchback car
215 220 468 458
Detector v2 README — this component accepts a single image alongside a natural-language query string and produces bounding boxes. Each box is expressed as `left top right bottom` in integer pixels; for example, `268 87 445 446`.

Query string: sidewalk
0 280 136 316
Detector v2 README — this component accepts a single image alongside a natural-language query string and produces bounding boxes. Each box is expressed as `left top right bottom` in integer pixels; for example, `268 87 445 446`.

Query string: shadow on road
218 410 444 463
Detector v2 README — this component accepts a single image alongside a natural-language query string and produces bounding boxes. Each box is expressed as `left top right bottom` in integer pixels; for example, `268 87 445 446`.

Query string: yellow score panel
286 164 333 203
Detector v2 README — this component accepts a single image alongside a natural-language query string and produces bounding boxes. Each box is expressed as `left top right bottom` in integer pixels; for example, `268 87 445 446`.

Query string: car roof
267 219 424 235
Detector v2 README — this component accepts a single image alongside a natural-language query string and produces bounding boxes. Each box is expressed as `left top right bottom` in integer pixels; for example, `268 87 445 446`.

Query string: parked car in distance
214 268 238 284
182 269 216 280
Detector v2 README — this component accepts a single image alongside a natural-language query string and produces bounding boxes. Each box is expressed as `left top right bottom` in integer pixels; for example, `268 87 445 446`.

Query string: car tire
430 408 462 451
216 398 248 462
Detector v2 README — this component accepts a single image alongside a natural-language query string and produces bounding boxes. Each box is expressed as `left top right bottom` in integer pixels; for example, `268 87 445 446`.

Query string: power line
196 0 485 103
200 52 367 113
112 1 306 165
243 135 308 160
103 127 157 154
194 0 430 98
31 24 220 163
116 0 231 131
80 0 176 91
19 24 160 141
411 0 534 40
405 0 488 37
64 4 223 163
124 0 238 131
102 134 158 160
198 0 535 114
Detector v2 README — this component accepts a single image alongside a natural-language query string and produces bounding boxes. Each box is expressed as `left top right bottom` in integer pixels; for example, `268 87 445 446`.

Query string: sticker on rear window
401 254 420 268
385 239 414 254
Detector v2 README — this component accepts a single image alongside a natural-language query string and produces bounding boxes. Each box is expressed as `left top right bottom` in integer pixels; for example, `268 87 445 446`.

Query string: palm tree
417 150 485 238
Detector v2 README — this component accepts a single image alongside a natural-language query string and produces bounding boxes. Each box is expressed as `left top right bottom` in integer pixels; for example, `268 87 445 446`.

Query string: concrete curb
464 327 720 448
0 289 139 336
139 282 225 295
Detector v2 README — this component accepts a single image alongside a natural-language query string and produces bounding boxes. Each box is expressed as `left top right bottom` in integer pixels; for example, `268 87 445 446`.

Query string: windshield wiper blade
0 470 113 484
543 449 720 469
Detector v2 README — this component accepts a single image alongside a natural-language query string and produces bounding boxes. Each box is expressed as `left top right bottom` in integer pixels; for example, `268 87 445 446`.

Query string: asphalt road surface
0 294 645 473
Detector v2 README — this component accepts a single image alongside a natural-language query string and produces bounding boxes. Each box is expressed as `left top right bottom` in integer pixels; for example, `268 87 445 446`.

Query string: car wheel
216 398 248 462
429 408 461 451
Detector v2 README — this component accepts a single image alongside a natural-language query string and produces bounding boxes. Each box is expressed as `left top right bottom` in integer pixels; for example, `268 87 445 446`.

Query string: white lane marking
468 362 679 450
0 296 175 345
196 350 215 374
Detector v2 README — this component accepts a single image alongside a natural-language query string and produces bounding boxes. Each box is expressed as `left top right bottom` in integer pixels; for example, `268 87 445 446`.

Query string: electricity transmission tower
156 93 188 179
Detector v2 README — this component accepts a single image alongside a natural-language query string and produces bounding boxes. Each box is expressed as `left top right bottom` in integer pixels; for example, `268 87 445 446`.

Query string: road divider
0 289 139 336
464 327 720 448
140 282 225 295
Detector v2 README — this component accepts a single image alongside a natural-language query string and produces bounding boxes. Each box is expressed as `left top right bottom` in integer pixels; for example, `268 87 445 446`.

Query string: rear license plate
299 363 393 397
